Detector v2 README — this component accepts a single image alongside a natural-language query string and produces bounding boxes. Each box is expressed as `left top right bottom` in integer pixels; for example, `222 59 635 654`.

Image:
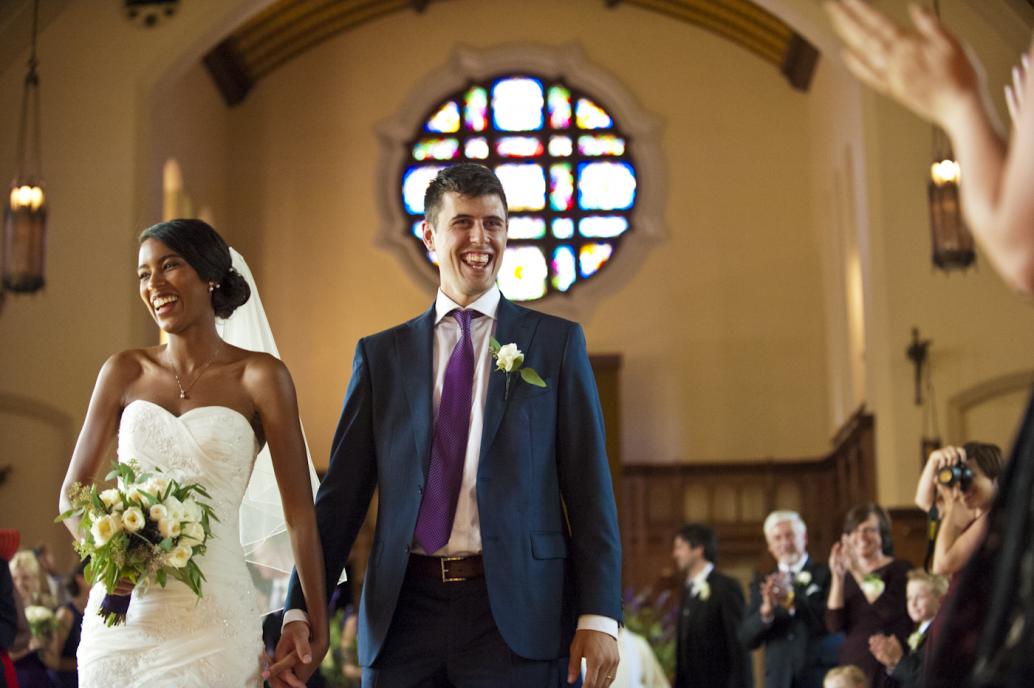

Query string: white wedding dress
77 399 265 687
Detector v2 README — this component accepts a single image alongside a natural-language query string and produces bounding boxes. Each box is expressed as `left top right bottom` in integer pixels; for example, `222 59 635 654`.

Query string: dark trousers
363 559 563 688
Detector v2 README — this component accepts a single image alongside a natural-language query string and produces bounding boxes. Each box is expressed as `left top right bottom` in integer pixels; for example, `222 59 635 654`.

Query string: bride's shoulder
99 347 160 381
234 348 292 384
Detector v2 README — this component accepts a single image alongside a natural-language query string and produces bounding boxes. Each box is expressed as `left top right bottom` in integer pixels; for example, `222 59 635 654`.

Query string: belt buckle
440 555 467 583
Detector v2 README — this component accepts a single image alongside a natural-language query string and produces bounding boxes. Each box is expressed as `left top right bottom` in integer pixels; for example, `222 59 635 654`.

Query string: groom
272 163 622 687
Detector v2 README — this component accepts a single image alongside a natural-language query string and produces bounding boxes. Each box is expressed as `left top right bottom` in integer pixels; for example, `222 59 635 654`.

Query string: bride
58 218 328 687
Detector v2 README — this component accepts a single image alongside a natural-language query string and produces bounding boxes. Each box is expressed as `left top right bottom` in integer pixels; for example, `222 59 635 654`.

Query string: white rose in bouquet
91 513 122 546
145 477 170 498
179 522 206 548
181 499 203 523
99 488 124 511
158 516 181 539
121 506 145 533
149 503 169 522
166 544 193 569
163 495 186 521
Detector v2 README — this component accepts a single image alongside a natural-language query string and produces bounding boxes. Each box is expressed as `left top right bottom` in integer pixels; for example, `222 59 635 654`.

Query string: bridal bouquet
24 605 57 638
57 460 216 626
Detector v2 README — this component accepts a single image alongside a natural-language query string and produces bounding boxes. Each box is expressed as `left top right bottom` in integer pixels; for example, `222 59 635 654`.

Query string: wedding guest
867 570 947 688
826 2 1034 684
739 510 839 688
0 538 19 688
8 551 53 687
672 524 752 688
823 665 868 688
32 546 65 609
825 504 911 688
40 561 90 688
914 442 1002 684
914 443 1002 578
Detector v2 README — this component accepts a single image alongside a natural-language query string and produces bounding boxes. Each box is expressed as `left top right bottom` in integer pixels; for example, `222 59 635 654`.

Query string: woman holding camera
915 443 1004 577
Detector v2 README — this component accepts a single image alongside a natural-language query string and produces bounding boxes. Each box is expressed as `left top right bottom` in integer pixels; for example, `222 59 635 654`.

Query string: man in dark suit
272 163 622 688
673 524 753 688
738 511 838 688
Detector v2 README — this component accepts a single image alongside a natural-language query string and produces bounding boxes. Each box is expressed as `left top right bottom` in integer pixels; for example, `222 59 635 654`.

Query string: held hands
267 620 329 688
825 0 983 131
868 633 905 671
568 629 619 688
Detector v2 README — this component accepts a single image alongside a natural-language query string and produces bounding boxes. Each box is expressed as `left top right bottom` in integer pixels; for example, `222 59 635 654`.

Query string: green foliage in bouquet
57 460 218 625
623 586 678 680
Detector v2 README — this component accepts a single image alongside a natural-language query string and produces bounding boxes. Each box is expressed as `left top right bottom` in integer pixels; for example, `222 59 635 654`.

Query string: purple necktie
414 308 479 554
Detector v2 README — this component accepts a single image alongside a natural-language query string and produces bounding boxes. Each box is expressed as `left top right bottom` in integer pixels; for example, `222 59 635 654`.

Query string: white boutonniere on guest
860 573 886 600
695 581 711 601
489 338 546 399
794 570 812 586
907 628 925 652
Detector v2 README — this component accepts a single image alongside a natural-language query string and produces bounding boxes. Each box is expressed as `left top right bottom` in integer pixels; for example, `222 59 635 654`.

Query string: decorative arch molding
202 0 819 106
946 370 1034 445
374 42 666 320
0 392 75 488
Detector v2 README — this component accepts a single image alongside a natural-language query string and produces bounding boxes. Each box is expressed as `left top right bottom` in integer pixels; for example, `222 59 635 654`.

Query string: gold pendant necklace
167 343 221 400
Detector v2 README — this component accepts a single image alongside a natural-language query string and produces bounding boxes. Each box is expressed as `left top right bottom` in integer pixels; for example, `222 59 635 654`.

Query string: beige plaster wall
3 0 1031 562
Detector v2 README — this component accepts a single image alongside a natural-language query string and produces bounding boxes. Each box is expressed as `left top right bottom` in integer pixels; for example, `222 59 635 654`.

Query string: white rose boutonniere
795 570 812 586
489 337 546 399
860 573 886 600
695 581 711 601
907 629 925 652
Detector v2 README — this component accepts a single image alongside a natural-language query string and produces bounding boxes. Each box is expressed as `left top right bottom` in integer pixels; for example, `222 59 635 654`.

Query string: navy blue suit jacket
287 297 622 665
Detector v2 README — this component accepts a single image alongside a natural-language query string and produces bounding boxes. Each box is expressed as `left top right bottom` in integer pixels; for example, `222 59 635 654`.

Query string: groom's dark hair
424 163 508 227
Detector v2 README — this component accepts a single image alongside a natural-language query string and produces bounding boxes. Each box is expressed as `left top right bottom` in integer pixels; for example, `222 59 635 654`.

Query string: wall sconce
928 132 974 272
3 0 47 294
927 0 974 273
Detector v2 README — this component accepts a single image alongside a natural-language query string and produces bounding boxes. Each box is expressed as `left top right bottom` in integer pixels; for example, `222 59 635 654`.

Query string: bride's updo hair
139 218 251 318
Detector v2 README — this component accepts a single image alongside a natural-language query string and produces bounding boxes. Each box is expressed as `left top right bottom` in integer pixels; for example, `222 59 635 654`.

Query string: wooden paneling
620 408 888 592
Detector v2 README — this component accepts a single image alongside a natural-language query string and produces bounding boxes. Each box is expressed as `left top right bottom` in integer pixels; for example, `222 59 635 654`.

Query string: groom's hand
568 629 619 687
267 620 322 688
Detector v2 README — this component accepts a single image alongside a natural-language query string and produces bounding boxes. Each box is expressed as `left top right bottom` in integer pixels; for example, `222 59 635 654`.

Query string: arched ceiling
204 0 820 105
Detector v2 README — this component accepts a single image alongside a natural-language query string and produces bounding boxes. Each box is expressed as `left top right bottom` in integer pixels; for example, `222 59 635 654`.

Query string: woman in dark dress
826 503 912 688
41 563 90 688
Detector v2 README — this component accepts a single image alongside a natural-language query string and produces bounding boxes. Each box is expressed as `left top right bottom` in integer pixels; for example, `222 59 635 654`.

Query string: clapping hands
825 0 985 131
1006 53 1030 125
869 633 905 671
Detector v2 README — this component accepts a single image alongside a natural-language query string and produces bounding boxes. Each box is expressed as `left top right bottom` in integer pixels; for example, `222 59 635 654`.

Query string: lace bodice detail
117 400 258 533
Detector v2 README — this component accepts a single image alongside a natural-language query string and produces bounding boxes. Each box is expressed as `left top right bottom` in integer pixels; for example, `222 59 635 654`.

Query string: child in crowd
868 569 948 687
824 664 870 688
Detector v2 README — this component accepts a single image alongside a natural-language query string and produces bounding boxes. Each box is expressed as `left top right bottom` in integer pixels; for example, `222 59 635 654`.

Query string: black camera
936 463 973 491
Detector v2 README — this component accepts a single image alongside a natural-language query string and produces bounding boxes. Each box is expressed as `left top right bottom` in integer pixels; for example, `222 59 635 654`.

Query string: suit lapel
478 297 535 465
395 304 436 473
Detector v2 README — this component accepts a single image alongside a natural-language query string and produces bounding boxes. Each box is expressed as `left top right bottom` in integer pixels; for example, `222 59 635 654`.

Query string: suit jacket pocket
530 531 569 560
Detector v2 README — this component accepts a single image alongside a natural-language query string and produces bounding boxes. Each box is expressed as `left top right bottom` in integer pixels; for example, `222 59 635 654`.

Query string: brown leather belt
408 554 484 582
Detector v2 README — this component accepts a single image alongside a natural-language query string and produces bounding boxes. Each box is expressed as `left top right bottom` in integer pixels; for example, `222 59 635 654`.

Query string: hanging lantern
3 0 47 293
928 129 974 271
